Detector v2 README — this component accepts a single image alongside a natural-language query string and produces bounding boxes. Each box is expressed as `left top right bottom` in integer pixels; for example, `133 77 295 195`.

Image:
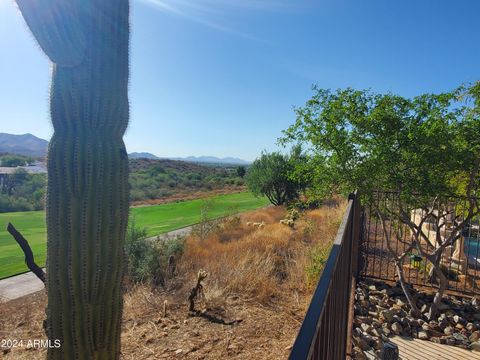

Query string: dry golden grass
0 201 345 359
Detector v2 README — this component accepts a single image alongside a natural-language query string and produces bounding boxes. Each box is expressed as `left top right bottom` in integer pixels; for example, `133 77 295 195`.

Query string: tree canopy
280 82 480 202
246 146 307 206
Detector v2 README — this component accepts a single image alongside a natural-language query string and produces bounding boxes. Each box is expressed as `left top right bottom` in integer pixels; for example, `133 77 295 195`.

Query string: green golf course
0 192 269 279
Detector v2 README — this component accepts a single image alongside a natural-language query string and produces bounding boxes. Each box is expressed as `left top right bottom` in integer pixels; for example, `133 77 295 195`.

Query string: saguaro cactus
16 0 130 358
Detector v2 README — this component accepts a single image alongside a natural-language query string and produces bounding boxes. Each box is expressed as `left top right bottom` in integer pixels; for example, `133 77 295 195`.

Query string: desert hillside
0 203 344 359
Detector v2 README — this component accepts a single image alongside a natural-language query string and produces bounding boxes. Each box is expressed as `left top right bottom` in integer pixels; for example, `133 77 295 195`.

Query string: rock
455 323 464 331
453 315 464 324
418 331 429 340
391 322 403 335
175 349 183 354
373 338 384 350
422 324 430 331
453 332 467 342
437 302 449 311
353 346 367 360
470 331 480 342
363 334 376 346
380 342 399 359
396 299 406 307
361 323 372 333
409 319 419 328
369 285 377 291
445 336 456 346
421 304 429 313
472 341 480 352
354 327 364 337
467 322 476 332
444 326 454 335
353 336 371 351
371 327 384 337
438 319 448 329
472 297 479 307
429 329 445 338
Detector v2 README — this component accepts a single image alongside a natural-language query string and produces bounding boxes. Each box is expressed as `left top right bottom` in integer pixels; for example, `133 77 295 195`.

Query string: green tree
281 84 480 201
281 83 480 319
246 146 307 206
0 154 33 167
16 0 130 358
236 165 246 178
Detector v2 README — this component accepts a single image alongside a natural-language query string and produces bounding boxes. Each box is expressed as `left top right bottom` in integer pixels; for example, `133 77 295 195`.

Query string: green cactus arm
15 0 87 66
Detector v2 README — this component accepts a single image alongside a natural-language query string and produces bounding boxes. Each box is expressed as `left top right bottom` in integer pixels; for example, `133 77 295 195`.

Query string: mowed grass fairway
0 192 269 279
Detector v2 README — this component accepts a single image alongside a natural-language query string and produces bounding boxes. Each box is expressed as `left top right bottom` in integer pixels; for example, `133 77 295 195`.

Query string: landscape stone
453 332 467 342
361 323 372 333
353 346 367 360
354 337 370 351
445 336 456 346
470 331 480 342
444 326 454 335
391 322 402 335
472 341 480 352
437 302 449 311
418 331 429 340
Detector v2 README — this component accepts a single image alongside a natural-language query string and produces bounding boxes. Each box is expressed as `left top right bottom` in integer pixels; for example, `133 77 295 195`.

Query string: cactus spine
16 1 130 358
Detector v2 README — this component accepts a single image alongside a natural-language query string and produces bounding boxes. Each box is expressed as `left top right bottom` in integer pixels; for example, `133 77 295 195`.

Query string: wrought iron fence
359 190 480 296
289 193 361 360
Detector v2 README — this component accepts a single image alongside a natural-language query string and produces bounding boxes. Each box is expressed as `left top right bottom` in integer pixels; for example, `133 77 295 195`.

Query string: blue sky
1 0 479 161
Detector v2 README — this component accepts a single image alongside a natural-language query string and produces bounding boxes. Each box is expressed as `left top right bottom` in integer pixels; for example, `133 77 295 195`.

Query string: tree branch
6 222 46 284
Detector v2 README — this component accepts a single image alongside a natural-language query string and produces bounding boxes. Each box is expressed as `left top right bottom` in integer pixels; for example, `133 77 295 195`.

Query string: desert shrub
305 242 332 288
190 199 221 241
125 219 185 286
126 236 185 287
302 218 317 241
235 178 244 186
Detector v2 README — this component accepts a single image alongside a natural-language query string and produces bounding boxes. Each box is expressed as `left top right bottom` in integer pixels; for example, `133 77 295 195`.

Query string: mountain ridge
0 133 48 158
0 133 251 165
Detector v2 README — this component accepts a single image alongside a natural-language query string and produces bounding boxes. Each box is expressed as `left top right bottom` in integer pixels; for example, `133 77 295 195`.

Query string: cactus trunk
15 1 130 358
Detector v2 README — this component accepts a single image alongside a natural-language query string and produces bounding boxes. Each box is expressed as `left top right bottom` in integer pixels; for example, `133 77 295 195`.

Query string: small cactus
16 0 130 358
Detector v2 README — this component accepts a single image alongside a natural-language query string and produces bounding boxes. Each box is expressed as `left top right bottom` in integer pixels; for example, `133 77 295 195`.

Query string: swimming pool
465 236 480 257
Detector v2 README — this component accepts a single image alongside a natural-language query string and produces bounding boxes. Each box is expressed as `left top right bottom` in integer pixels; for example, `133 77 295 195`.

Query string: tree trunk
427 260 448 320
427 252 442 284
394 261 420 317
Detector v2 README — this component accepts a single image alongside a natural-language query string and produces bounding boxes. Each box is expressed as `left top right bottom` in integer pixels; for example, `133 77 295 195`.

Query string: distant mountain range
130 152 250 165
0 133 48 158
168 156 250 165
128 152 160 160
0 133 250 165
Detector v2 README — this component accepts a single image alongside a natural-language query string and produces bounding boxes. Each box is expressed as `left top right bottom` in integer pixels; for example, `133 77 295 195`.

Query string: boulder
418 331 429 340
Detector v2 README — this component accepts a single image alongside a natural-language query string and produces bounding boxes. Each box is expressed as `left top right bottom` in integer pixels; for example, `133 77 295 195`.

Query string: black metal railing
289 193 361 360
359 190 480 296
